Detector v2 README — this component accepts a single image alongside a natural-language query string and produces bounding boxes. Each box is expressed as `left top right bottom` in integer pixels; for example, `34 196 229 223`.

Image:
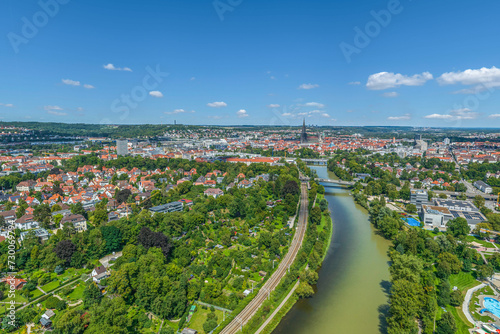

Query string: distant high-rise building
444 138 451 145
415 134 422 142
116 139 129 156
300 119 308 144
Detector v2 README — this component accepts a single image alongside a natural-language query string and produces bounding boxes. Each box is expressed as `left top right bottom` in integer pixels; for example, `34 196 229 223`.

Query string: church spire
300 118 307 144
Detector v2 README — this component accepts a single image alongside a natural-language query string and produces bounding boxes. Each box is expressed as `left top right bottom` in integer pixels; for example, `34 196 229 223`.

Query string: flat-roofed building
473 180 493 194
410 190 429 208
149 201 183 214
116 139 129 156
433 199 479 212
420 205 453 228
420 204 486 229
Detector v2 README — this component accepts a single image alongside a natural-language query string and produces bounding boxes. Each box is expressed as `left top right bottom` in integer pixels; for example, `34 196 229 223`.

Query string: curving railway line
220 182 309 334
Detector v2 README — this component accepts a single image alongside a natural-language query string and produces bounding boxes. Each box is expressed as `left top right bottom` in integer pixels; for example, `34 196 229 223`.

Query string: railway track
220 182 309 334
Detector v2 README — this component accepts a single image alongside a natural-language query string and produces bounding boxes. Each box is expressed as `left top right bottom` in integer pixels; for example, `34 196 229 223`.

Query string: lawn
187 307 224 333
449 272 480 292
447 305 473 334
3 292 28 304
162 321 178 332
466 236 496 248
30 288 44 299
67 283 85 302
41 280 61 293
58 268 84 282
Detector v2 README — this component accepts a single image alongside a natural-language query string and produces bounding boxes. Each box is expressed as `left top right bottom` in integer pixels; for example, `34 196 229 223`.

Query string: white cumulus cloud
103 63 132 72
268 104 280 108
437 67 500 94
366 71 433 90
298 83 319 90
437 66 500 85
149 91 164 98
237 109 249 118
424 108 478 120
62 79 80 86
387 113 411 121
164 109 195 115
302 102 325 108
62 79 95 89
207 102 227 108
488 114 500 118
0 103 13 107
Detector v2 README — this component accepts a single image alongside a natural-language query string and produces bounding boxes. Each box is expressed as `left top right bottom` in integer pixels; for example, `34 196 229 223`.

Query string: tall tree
54 240 77 265
138 227 171 258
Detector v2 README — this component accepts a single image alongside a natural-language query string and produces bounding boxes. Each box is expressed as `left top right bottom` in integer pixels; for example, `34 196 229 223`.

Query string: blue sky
1 0 500 127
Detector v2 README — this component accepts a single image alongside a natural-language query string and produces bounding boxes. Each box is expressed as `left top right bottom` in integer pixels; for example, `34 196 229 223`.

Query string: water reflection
273 167 390 334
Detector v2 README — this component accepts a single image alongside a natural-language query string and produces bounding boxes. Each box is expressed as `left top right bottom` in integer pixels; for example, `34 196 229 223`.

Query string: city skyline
1 1 500 127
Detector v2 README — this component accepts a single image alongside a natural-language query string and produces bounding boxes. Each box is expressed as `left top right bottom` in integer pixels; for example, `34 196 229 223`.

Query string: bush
55 299 67 310
60 286 73 296
38 273 51 286
55 265 64 275
295 281 314 299
203 319 218 333
45 296 61 309
160 328 174 334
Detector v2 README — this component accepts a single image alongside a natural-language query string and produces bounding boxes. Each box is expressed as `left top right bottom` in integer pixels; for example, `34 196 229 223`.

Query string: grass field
449 272 480 292
30 288 44 299
466 235 496 248
447 305 473 334
67 283 85 302
188 307 224 333
41 280 60 293
3 292 27 304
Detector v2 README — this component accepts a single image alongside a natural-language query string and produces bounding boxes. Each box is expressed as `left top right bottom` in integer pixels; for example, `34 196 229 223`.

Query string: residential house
92 265 109 283
204 188 224 198
16 180 36 192
15 215 39 230
20 228 50 242
1 276 27 290
60 214 87 232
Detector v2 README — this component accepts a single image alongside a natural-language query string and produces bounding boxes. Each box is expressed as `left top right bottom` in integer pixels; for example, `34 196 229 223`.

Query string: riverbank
253 192 334 334
273 166 391 334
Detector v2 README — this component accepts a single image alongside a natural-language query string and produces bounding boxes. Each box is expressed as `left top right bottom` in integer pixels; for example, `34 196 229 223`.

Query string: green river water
273 166 391 334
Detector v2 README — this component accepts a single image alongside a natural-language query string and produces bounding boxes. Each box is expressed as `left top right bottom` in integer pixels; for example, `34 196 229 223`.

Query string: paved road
219 182 309 334
255 280 300 334
99 251 122 268
463 283 486 326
